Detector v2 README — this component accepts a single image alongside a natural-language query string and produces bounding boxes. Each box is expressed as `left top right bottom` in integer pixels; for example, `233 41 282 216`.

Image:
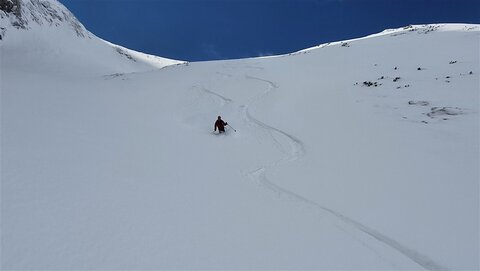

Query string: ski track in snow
194 84 233 106
200 86 233 104
193 69 448 270
242 74 448 271
242 75 304 161
216 71 234 78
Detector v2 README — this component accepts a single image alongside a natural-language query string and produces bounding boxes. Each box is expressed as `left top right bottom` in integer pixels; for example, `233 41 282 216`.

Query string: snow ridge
294 23 479 55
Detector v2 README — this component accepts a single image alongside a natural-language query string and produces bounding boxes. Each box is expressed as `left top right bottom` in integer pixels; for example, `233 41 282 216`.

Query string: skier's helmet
218 116 221 119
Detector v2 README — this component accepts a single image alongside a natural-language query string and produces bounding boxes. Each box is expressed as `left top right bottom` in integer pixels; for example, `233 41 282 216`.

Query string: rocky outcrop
0 0 89 37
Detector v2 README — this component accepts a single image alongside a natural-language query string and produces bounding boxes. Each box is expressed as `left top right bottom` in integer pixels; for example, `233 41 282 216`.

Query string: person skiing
214 116 228 134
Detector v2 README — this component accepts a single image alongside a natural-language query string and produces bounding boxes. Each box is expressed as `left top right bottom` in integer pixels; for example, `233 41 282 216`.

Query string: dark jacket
215 119 227 132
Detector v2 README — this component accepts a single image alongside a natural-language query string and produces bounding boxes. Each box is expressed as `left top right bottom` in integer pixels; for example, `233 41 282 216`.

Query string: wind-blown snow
1 2 479 269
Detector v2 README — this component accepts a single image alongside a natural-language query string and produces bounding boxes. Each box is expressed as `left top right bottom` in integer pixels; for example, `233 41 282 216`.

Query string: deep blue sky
59 0 480 61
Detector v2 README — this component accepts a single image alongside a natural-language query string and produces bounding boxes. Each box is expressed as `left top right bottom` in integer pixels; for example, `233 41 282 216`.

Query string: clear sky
59 0 480 61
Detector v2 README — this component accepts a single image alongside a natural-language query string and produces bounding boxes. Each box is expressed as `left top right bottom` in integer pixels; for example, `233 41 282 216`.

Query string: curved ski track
242 75 448 271
195 71 447 270
201 86 233 104
194 84 233 105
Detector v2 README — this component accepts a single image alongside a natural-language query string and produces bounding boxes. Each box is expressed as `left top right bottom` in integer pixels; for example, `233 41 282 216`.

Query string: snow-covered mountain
0 0 184 76
0 0 87 36
1 0 479 270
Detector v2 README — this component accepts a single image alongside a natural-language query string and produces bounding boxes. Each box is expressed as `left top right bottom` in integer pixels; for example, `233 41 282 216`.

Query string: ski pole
227 124 236 132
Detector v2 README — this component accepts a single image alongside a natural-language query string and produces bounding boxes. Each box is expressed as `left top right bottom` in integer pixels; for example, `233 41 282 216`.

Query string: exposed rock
427 107 463 118
408 100 429 106
1 0 89 37
0 0 20 15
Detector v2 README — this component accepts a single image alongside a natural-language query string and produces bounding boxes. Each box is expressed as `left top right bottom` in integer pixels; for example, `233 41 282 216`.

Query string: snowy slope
0 0 183 76
1 1 479 270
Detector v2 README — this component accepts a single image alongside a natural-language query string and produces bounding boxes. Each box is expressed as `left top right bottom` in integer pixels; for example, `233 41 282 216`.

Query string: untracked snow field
1 23 479 270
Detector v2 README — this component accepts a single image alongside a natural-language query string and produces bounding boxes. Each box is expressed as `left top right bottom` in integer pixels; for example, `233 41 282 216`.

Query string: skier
214 116 228 134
